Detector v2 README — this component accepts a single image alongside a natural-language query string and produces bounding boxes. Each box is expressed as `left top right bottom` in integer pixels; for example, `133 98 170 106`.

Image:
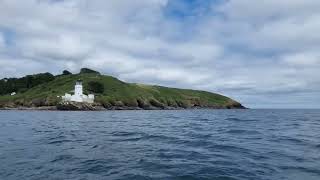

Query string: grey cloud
0 0 319 108
0 32 5 50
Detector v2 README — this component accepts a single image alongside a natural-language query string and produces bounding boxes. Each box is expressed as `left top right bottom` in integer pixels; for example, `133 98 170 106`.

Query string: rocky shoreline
0 102 246 111
0 106 58 111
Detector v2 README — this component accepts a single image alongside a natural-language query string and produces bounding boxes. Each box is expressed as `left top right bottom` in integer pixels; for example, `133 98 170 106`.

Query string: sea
0 109 319 180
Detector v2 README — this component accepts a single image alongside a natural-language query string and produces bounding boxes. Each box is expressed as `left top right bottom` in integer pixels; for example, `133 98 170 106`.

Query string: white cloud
282 52 320 66
211 0 320 53
0 56 50 77
18 34 93 61
218 0 320 21
0 33 4 50
0 0 319 108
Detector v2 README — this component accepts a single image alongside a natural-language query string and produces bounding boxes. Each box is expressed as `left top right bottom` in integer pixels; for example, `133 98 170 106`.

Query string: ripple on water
110 131 180 143
270 136 312 147
225 117 257 122
76 159 119 175
50 154 77 163
0 110 319 180
226 129 262 135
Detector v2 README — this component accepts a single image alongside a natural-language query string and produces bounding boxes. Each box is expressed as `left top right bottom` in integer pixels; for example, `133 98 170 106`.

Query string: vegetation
0 73 55 95
62 70 72 75
88 81 104 94
80 68 100 75
0 68 244 109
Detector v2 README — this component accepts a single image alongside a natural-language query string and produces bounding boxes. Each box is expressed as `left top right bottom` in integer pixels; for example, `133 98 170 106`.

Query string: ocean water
0 110 319 180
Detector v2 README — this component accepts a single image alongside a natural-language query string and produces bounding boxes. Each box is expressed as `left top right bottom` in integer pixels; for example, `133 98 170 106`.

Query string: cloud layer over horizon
0 0 319 108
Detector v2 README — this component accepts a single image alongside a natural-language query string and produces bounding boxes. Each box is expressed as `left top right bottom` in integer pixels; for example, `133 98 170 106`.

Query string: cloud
282 52 320 66
205 0 320 53
18 34 93 61
0 32 5 50
0 56 51 77
218 0 320 21
0 0 319 108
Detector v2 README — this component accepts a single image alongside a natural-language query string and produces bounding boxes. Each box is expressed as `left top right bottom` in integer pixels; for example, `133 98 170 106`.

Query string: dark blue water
0 110 319 180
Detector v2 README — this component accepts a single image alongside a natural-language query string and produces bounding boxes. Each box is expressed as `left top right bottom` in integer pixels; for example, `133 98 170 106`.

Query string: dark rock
31 98 46 107
56 102 104 111
137 99 151 109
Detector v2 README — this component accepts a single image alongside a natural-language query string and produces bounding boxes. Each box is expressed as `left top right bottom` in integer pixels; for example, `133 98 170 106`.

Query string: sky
0 0 319 109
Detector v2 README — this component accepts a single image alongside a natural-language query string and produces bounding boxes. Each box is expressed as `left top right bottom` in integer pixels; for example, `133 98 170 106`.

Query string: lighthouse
62 80 95 103
75 80 83 96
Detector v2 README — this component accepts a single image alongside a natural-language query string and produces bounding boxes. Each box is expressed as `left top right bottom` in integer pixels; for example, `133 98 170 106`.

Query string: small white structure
11 92 16 96
62 80 94 103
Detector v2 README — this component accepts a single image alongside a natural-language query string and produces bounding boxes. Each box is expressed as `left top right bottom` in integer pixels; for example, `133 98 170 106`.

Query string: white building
62 80 94 103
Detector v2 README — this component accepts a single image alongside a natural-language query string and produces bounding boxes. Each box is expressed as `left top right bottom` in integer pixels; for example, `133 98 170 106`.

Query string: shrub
87 81 104 94
0 73 55 95
80 68 100 74
46 96 59 106
149 98 165 108
137 98 150 109
123 98 138 107
114 101 124 107
176 100 191 108
62 70 72 75
166 99 178 107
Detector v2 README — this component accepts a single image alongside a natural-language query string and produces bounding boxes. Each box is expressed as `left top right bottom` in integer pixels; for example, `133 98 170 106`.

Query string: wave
225 117 257 122
226 129 262 135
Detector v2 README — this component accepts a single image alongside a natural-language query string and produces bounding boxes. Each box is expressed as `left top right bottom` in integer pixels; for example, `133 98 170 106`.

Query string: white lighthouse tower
75 80 83 96
62 80 95 103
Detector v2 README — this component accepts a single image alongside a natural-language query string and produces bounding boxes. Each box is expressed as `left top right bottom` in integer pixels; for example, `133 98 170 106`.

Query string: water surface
0 110 319 180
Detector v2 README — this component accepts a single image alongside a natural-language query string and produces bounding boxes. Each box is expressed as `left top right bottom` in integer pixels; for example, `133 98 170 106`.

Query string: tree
80 68 100 75
87 81 104 94
62 70 72 75
0 73 55 95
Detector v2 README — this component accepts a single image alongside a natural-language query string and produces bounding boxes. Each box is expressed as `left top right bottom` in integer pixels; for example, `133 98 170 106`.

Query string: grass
0 73 242 108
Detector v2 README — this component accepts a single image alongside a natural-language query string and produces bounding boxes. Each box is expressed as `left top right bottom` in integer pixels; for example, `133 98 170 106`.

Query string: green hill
0 69 245 110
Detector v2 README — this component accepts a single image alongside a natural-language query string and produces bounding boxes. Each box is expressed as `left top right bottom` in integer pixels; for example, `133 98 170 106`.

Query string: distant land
0 68 245 110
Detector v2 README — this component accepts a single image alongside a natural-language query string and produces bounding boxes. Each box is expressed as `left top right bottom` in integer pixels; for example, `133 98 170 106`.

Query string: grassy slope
0 73 242 108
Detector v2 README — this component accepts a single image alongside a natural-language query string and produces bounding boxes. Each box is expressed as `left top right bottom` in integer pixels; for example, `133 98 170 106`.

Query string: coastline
0 105 246 111
0 69 246 112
